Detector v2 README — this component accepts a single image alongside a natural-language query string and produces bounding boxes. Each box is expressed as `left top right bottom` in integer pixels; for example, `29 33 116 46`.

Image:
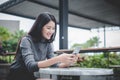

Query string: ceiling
0 0 120 30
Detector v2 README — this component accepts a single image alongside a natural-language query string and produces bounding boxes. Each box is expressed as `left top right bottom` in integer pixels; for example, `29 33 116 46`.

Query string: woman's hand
57 53 85 68
57 53 78 68
76 54 85 63
57 53 77 64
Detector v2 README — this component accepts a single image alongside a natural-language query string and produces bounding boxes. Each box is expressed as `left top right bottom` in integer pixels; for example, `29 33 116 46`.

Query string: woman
7 12 79 80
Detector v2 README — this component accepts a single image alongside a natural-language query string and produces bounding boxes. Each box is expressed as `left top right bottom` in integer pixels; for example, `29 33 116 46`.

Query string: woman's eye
47 27 51 29
52 28 55 30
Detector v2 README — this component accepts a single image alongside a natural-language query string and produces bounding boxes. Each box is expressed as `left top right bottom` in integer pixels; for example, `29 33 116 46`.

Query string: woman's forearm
37 56 60 68
58 63 70 68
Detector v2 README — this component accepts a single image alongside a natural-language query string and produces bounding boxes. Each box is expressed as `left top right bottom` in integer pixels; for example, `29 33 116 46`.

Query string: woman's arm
38 53 77 68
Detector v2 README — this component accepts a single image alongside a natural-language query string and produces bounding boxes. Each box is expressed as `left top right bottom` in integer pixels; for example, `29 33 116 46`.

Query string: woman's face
42 21 55 40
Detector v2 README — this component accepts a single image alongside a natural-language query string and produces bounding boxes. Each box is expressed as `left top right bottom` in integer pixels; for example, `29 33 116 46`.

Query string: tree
71 36 101 49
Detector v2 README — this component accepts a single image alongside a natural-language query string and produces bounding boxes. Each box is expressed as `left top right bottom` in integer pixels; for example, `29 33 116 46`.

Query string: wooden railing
0 47 120 63
55 46 120 54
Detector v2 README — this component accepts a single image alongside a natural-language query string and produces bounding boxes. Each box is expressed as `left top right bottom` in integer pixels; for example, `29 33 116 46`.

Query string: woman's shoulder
21 35 32 41
20 36 32 47
20 36 32 44
21 36 28 41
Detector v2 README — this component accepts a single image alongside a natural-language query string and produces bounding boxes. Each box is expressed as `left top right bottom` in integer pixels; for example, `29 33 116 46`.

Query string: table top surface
39 67 113 76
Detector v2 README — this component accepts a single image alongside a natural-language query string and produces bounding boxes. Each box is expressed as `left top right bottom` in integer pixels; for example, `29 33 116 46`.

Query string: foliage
2 30 27 52
0 55 15 63
3 39 18 52
11 30 27 39
109 52 120 65
0 29 27 63
71 36 101 49
76 52 120 68
0 26 27 63
0 26 11 41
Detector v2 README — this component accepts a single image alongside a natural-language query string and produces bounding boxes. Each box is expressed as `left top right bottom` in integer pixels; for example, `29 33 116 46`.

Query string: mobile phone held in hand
72 46 80 55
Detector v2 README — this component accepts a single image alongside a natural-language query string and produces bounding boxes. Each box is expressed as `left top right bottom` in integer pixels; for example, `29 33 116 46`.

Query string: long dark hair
14 12 57 59
28 12 57 43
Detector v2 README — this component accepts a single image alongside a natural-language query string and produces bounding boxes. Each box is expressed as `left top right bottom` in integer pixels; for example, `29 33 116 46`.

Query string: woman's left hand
76 54 84 63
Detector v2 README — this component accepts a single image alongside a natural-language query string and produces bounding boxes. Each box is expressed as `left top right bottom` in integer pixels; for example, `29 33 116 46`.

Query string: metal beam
103 26 106 48
59 0 68 49
0 0 25 11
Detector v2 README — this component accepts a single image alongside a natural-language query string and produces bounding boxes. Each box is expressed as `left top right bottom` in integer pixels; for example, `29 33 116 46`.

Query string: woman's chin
46 37 51 40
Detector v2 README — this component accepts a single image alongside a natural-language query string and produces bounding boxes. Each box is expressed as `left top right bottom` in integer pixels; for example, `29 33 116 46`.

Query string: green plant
0 26 11 41
3 30 27 52
0 29 27 63
76 52 120 68
0 55 15 63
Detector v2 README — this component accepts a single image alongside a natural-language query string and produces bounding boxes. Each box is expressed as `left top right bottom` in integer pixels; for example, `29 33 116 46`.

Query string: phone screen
72 46 80 55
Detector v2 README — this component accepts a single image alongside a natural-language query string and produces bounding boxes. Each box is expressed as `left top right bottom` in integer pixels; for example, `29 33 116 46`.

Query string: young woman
7 12 80 80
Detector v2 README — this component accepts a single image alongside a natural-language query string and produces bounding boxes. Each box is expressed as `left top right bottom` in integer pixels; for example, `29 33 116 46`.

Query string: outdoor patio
0 0 120 80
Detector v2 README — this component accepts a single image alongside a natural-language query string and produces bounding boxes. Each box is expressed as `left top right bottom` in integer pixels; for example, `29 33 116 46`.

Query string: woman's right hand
57 53 77 64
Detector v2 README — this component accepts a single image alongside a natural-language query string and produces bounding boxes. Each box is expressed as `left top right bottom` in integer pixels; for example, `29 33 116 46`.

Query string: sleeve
20 37 39 72
47 43 59 67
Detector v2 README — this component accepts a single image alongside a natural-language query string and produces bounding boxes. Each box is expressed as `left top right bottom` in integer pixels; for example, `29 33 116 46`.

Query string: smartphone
72 46 80 55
